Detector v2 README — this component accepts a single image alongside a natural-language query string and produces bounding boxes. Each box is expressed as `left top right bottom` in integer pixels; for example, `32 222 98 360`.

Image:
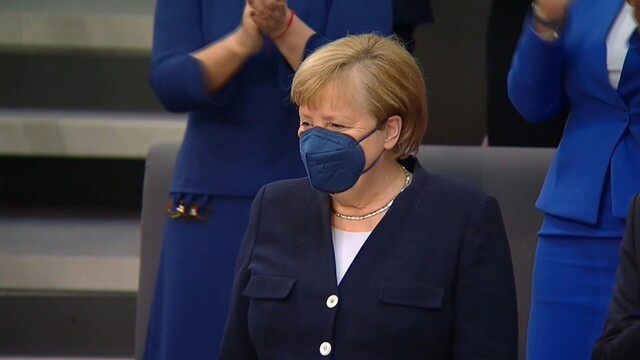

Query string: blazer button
319 341 332 356
326 294 339 308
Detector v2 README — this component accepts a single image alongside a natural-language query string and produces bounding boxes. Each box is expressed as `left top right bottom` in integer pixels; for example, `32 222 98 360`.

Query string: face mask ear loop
357 126 381 144
357 121 388 174
361 148 385 174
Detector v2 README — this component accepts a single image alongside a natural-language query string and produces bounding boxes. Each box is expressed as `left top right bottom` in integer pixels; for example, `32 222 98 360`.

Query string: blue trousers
144 195 253 360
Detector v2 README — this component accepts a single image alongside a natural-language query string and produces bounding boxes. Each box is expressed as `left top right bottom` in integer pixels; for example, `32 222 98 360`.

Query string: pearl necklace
333 166 412 221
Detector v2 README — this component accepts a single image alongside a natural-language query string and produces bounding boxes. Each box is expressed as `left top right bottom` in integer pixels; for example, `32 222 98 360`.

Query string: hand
248 0 290 38
238 2 263 55
534 0 570 22
628 0 640 26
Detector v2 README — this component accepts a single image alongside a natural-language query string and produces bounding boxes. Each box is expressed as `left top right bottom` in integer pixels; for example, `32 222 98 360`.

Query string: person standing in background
486 0 566 147
143 0 392 359
508 0 640 359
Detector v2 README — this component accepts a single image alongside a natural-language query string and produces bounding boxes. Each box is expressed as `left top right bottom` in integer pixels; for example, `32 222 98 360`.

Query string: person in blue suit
508 0 640 358
219 34 518 359
143 1 392 359
593 192 640 359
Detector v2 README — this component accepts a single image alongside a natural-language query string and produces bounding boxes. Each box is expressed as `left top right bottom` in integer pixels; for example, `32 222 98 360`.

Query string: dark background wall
416 1 492 145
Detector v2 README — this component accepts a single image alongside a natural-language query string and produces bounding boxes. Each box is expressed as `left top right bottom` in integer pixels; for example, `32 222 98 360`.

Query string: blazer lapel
618 30 640 105
336 157 431 289
312 189 341 288
573 0 627 107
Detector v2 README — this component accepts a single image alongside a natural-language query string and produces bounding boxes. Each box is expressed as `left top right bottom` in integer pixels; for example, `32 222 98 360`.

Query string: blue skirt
526 235 621 360
527 181 625 360
144 194 253 360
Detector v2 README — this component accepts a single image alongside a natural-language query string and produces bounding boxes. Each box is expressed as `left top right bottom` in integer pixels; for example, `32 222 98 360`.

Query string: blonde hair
291 34 428 157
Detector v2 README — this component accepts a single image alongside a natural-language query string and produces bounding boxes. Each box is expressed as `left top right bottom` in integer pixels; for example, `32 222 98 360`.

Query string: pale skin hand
191 4 263 93
534 0 569 21
248 0 289 37
238 4 265 55
532 0 570 34
248 0 316 70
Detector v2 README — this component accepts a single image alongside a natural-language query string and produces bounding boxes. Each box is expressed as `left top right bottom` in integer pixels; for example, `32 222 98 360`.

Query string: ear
382 115 402 150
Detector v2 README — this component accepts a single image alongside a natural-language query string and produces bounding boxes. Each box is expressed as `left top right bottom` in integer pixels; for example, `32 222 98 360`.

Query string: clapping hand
247 0 290 38
239 2 264 55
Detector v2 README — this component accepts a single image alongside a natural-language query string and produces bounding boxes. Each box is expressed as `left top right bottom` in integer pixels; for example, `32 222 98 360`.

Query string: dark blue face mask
299 126 383 193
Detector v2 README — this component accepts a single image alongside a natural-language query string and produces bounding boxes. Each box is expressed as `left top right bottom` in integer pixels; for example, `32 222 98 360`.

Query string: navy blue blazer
219 157 518 359
593 193 640 359
508 0 640 224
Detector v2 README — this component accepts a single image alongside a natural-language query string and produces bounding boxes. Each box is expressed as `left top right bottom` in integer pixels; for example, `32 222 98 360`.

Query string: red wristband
272 9 295 40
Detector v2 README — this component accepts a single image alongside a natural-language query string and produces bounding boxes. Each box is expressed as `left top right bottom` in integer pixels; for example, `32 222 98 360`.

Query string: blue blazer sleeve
454 195 519 359
592 194 640 360
218 186 265 360
508 14 567 122
278 0 393 89
149 0 239 113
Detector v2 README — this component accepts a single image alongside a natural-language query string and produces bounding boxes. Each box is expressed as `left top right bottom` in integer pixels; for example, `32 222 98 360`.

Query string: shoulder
425 173 488 202
403 156 496 212
418 169 496 214
401 159 501 228
257 177 317 204
428 173 501 221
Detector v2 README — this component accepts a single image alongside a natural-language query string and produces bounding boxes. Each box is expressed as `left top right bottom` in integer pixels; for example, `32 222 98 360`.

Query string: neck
330 158 407 215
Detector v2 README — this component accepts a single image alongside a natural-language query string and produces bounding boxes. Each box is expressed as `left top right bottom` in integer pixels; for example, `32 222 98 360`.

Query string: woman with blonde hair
219 34 518 359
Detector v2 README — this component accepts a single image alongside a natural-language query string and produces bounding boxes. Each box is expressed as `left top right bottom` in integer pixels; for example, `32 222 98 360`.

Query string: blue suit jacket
219 158 518 359
508 0 640 224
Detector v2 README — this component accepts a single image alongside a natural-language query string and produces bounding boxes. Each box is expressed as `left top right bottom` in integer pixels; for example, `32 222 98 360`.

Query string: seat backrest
134 141 180 360
135 142 554 360
417 145 554 360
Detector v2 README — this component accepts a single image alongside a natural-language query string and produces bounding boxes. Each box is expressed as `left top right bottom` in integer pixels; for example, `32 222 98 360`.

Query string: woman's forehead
303 80 366 111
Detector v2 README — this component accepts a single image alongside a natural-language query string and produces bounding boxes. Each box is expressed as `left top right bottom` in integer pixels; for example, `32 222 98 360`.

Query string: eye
299 120 313 128
328 123 347 130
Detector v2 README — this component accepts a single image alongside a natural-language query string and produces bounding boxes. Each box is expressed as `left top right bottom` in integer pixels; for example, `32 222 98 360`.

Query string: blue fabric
145 1 392 359
531 176 625 359
527 235 621 360
508 0 640 224
540 174 626 238
592 193 640 359
219 158 518 359
144 195 253 360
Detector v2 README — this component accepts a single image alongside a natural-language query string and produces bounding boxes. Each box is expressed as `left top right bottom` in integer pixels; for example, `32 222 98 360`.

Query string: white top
607 3 637 88
331 227 371 285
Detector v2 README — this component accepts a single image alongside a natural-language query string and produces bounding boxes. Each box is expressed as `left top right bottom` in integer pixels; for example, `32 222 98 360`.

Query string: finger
249 0 267 13
265 1 282 12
